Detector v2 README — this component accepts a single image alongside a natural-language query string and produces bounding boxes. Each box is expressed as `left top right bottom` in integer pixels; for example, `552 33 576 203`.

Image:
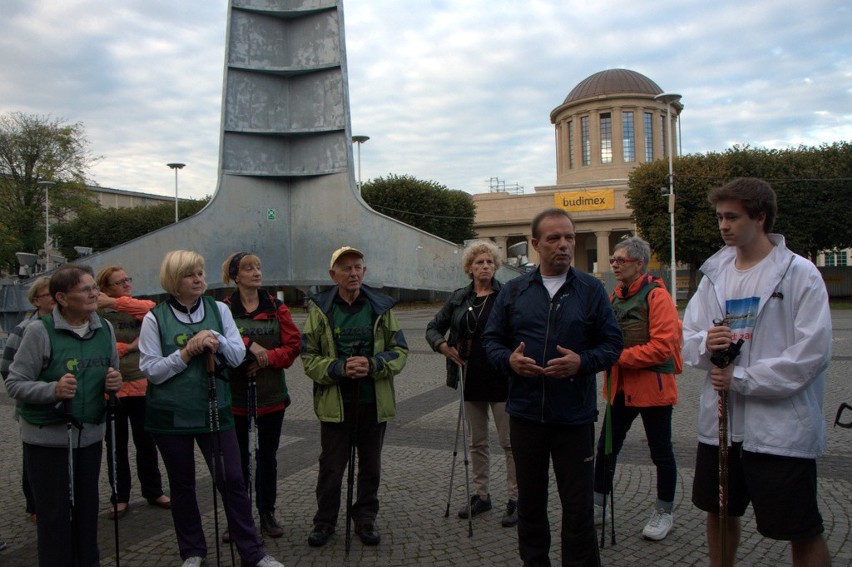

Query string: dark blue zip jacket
482 267 623 425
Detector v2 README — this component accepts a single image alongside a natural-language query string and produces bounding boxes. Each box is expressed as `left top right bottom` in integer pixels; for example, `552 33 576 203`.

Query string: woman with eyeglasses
138 250 284 567
5 265 122 567
95 266 171 519
220 252 301 540
1 276 56 524
593 236 682 542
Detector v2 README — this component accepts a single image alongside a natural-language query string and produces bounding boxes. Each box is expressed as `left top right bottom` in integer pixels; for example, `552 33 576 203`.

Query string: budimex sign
555 189 614 212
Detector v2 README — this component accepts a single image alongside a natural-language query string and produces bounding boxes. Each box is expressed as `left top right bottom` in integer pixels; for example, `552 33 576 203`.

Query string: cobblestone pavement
0 307 849 566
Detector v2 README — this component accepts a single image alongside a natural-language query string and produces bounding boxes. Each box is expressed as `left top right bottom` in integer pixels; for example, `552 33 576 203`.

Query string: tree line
628 143 852 291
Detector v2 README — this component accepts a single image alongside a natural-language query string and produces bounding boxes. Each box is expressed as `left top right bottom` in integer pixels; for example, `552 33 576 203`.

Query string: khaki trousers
465 400 517 501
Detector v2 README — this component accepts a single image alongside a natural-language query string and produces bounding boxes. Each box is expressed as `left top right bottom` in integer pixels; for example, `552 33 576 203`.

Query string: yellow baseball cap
329 246 364 269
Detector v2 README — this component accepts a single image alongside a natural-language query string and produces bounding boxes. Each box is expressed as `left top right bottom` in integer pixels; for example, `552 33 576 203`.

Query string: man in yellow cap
301 246 408 548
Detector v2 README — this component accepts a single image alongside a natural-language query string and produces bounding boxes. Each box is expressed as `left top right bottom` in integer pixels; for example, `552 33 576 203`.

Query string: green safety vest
19 315 112 426
100 308 144 381
231 313 288 409
145 296 234 435
611 282 675 374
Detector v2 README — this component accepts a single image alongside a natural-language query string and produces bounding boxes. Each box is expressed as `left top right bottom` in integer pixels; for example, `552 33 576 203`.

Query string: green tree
628 142 852 293
361 174 476 244
52 198 210 259
0 112 99 268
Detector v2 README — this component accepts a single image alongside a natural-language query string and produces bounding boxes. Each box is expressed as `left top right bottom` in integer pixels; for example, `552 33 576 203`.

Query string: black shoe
354 522 380 546
260 511 284 539
307 524 334 547
501 499 518 527
458 494 492 519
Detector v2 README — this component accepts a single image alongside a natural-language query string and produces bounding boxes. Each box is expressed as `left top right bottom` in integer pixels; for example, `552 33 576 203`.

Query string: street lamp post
37 180 54 271
167 163 186 223
352 135 370 189
654 93 682 302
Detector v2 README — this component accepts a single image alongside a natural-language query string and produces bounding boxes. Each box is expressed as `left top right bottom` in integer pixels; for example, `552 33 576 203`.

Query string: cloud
0 0 848 199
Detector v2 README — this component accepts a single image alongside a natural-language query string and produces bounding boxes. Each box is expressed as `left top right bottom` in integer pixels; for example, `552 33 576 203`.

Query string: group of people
426 178 831 567
0 176 834 567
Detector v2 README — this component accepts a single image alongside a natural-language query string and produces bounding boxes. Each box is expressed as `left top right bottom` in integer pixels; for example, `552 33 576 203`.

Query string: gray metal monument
79 0 464 297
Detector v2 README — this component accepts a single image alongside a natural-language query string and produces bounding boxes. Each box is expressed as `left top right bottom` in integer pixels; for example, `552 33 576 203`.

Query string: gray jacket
5 306 119 448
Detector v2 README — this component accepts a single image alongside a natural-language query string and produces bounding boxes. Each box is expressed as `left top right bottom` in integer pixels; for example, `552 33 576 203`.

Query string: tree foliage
628 142 852 291
361 174 476 244
52 198 210 260
0 112 100 267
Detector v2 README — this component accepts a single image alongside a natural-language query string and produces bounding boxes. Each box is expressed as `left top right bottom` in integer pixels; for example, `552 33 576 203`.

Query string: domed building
473 68 682 273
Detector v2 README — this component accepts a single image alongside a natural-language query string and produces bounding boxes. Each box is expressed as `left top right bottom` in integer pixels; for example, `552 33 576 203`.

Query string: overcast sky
1 0 849 200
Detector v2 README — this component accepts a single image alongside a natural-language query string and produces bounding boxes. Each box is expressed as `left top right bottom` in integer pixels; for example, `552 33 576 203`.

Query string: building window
826 251 848 267
661 114 668 157
581 116 590 166
622 111 635 162
568 120 575 169
644 112 653 162
600 113 612 164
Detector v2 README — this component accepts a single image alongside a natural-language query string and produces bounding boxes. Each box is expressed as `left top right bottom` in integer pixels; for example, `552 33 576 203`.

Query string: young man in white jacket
682 177 832 567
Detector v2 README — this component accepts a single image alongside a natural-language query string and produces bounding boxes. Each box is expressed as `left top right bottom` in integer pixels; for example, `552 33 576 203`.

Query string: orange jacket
111 295 155 398
602 274 680 407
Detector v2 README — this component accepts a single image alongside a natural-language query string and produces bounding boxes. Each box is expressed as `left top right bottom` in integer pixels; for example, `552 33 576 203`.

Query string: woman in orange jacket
593 236 681 541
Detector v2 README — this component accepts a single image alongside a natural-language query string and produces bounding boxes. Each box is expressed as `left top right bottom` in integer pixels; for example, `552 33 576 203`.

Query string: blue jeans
510 416 600 567
594 392 676 506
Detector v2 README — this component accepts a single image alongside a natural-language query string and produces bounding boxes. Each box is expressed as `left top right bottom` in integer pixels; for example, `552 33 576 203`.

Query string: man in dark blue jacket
483 208 622 567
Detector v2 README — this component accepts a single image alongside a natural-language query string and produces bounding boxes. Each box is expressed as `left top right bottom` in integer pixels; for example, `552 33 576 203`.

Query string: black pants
510 417 600 567
234 409 285 513
26 441 103 567
105 395 166 503
313 402 387 528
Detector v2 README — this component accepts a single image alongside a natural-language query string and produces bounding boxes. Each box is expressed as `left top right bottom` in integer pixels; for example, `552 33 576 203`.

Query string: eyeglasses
70 285 100 295
35 292 52 299
608 257 640 266
109 277 133 287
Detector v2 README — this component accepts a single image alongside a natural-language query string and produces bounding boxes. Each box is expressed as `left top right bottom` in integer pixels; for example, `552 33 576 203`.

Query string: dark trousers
105 395 165 503
314 402 387 528
26 441 103 567
233 409 285 513
23 444 35 513
593 393 676 504
154 430 265 563
510 417 600 567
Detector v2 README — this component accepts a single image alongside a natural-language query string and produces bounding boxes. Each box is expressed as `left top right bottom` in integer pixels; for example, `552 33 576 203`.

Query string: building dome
563 68 662 104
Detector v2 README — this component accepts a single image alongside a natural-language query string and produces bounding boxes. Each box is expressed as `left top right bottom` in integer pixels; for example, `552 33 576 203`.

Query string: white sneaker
255 556 285 567
182 558 204 567
642 508 673 541
593 504 603 526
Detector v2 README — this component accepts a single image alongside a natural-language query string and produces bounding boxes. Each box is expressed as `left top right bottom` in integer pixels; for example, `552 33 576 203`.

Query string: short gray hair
613 236 650 268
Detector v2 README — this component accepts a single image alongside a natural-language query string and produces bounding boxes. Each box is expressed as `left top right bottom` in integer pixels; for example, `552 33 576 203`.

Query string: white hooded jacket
682 234 830 459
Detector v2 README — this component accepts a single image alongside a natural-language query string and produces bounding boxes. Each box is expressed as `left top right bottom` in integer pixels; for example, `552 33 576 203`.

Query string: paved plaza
0 307 849 566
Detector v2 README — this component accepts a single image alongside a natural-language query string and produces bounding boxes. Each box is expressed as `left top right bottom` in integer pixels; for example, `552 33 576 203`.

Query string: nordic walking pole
718 389 729 562
710 318 744 567
108 392 121 567
345 341 364 556
55 398 82 567
601 370 615 547
204 351 222 567
444 363 463 518
458 363 473 537
246 374 258 521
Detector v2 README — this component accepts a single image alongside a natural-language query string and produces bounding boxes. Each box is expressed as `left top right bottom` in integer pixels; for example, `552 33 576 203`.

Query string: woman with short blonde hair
139 250 284 567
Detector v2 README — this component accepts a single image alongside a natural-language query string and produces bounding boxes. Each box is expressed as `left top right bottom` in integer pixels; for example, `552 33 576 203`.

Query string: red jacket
602 274 681 407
